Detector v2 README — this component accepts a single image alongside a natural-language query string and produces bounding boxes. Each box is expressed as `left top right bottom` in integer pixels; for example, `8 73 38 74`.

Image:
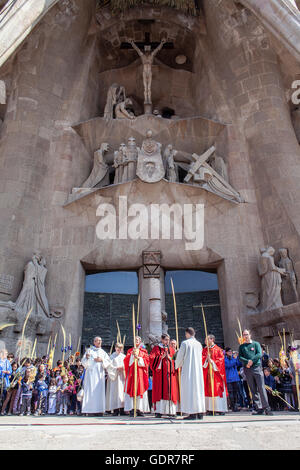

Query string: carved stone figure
118 143 128 183
136 130 165 183
103 83 126 119
130 39 166 105
115 98 135 120
245 291 259 313
209 154 229 182
161 311 168 335
148 334 161 346
278 248 299 305
125 137 139 181
184 147 243 203
164 144 178 182
113 149 122 185
259 246 286 312
81 143 109 188
14 253 51 320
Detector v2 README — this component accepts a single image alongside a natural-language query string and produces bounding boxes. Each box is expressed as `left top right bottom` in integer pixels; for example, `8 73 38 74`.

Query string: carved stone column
139 251 165 345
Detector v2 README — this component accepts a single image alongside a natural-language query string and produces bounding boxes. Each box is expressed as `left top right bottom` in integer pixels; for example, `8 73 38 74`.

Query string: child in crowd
55 370 63 388
67 375 77 415
34 374 48 416
48 378 59 414
19 371 33 416
58 374 70 415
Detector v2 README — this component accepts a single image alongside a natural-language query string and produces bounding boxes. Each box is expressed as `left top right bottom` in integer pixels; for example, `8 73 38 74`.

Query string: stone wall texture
0 0 299 358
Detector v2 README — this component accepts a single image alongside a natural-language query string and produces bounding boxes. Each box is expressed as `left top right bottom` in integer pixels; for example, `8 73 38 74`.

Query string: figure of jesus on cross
130 38 167 107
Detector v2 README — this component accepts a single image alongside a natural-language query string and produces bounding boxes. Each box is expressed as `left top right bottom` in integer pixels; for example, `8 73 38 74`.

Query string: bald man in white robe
175 327 206 420
81 336 111 415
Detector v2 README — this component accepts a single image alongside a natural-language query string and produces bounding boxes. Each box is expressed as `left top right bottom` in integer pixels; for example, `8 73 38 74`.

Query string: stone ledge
249 302 300 330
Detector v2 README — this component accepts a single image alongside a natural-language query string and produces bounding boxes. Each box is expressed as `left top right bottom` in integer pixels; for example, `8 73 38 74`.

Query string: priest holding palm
150 334 179 418
124 336 150 416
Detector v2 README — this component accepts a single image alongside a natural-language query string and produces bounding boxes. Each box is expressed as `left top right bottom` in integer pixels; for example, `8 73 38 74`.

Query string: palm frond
0 323 15 331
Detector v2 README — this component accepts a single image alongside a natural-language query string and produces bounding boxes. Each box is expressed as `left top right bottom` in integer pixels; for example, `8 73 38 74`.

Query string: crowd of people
0 328 299 419
0 354 84 416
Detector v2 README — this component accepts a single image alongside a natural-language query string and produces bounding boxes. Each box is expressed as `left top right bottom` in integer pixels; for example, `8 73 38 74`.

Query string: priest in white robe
106 343 126 416
81 336 111 415
175 327 206 420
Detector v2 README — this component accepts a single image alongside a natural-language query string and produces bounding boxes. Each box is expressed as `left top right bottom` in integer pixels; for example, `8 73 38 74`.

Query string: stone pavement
0 412 300 450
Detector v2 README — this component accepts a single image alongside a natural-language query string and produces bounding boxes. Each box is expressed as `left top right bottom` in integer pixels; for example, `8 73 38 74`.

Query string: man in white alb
106 342 126 416
81 336 111 416
175 327 206 420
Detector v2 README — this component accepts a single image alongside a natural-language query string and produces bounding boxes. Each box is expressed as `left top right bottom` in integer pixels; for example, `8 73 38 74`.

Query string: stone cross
184 146 216 183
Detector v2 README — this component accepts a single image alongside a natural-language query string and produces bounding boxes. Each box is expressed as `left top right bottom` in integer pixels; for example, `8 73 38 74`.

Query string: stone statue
259 246 286 312
113 149 122 185
278 248 299 305
136 130 165 183
113 143 127 184
81 143 109 188
14 253 51 319
161 311 168 335
164 144 178 182
257 247 267 276
103 83 125 119
115 98 135 120
148 334 161 346
125 137 139 181
184 147 243 204
130 38 166 105
209 154 229 182
245 291 259 313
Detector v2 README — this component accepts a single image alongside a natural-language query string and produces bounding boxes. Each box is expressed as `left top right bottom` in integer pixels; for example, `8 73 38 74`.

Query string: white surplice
81 346 111 413
175 337 206 414
106 352 126 411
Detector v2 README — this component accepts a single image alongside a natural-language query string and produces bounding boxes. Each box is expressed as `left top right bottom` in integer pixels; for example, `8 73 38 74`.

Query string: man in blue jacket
225 347 241 412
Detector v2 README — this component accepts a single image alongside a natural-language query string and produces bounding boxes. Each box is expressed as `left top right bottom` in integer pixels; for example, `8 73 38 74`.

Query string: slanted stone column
0 0 60 68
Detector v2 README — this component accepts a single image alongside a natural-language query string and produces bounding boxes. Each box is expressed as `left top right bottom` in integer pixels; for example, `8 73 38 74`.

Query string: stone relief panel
69 117 242 205
0 274 14 296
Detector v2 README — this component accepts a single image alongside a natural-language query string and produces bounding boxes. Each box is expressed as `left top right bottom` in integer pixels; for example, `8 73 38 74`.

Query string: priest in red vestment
124 336 149 416
150 334 179 418
202 334 228 415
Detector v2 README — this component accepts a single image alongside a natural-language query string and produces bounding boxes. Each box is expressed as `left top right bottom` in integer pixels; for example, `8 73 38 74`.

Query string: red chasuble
124 346 149 398
202 344 228 398
150 345 179 408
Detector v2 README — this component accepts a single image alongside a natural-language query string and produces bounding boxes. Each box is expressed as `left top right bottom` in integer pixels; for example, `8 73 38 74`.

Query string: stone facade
0 0 299 358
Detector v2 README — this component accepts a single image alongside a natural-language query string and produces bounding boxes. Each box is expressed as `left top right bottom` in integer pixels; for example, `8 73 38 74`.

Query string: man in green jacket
239 330 273 415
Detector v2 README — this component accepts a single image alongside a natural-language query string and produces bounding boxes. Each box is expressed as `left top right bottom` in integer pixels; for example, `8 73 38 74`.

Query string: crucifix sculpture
121 31 173 114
